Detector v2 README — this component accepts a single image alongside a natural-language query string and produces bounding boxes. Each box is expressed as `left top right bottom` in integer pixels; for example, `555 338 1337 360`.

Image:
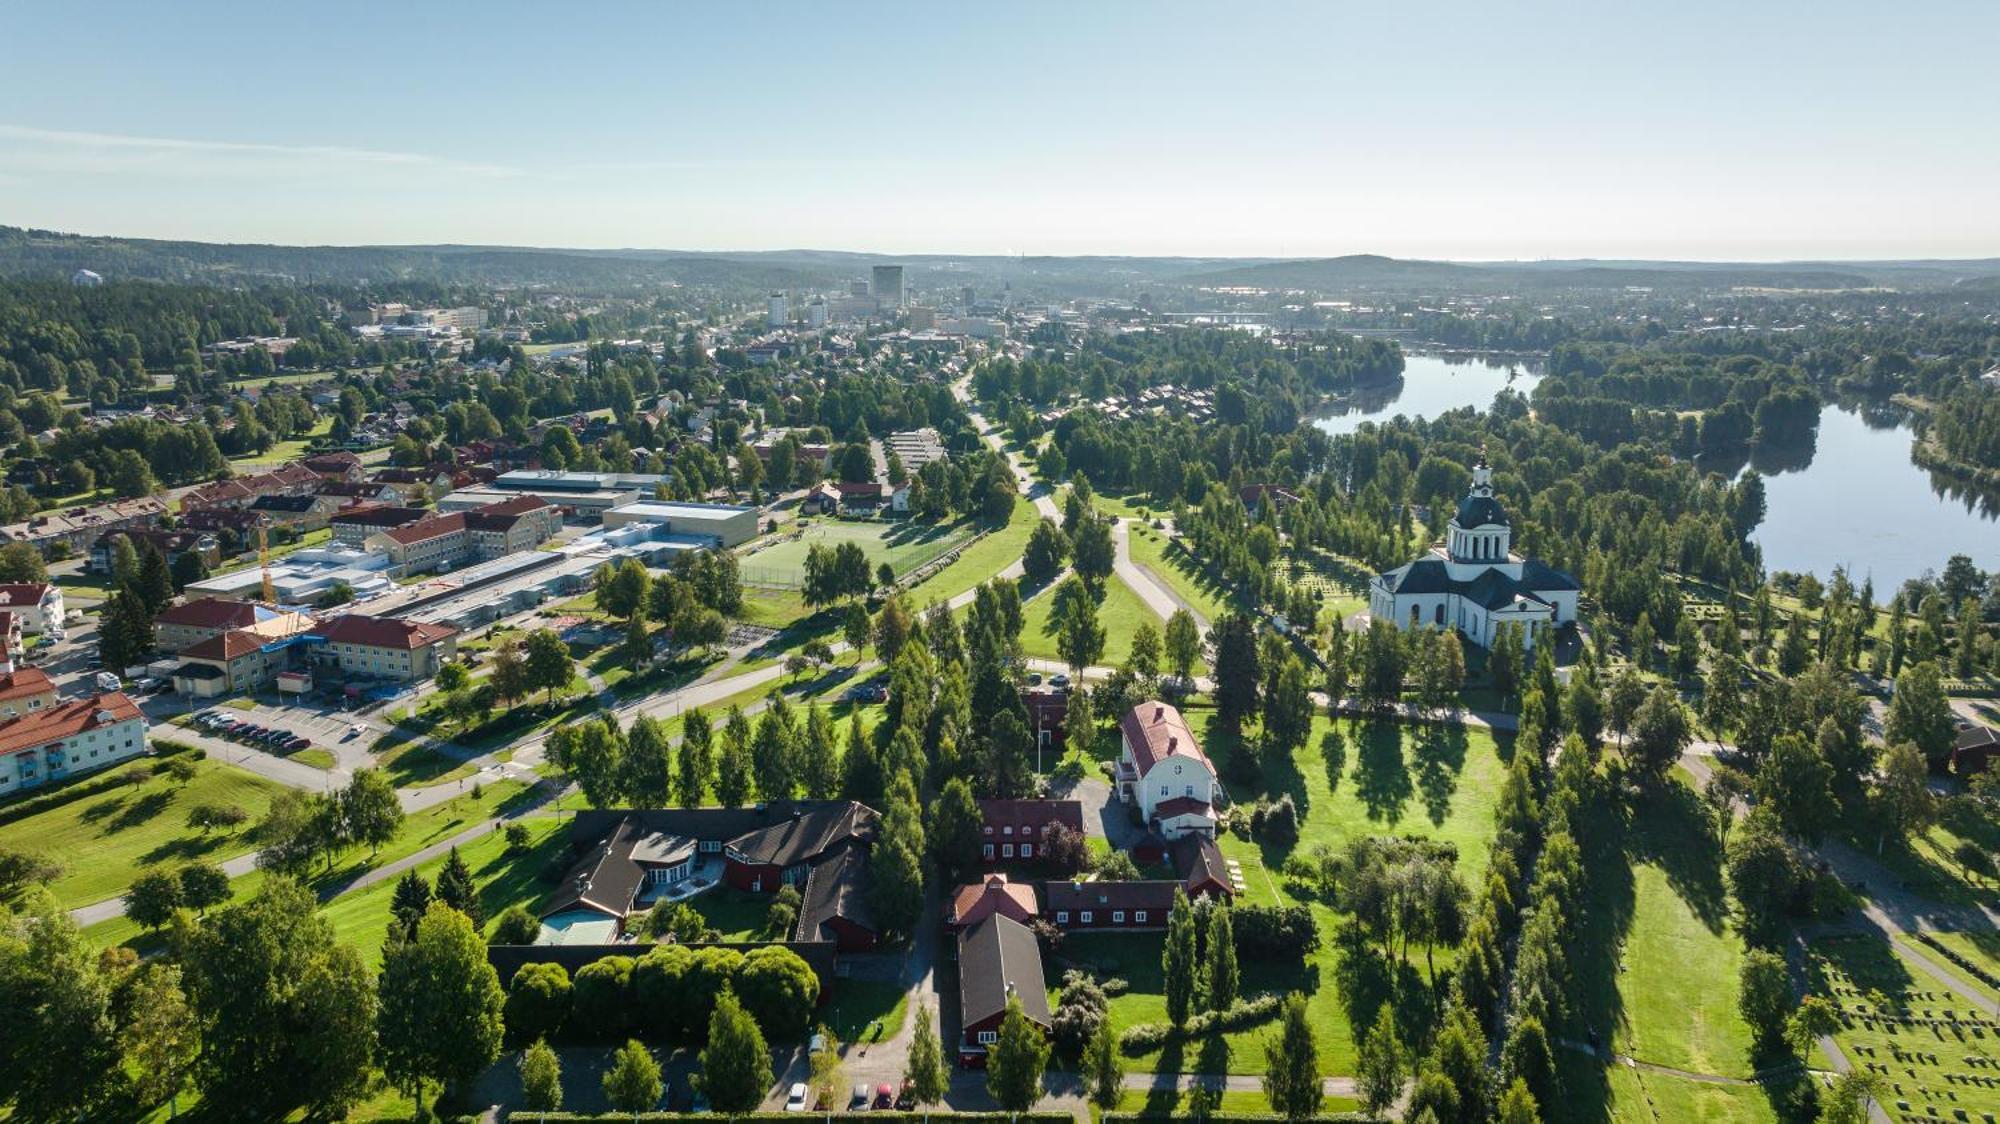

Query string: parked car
1025 672 1043 686
850 1084 870 1110
95 672 122 692
784 1084 809 1112
1049 673 1072 690
873 1084 894 1110
285 737 311 752
894 1082 916 1111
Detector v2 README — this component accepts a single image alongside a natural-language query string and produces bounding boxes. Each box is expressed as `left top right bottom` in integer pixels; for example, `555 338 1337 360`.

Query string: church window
1409 605 1421 628
1434 604 1445 626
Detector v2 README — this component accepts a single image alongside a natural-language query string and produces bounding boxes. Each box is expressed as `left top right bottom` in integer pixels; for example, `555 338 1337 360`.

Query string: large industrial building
600 501 757 547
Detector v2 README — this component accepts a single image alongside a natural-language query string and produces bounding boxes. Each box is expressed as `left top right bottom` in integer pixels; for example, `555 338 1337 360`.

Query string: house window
978 1031 997 1045
750 879 762 892
982 825 993 835
1002 844 1014 858
1185 785 1194 797
1135 911 1148 923
1021 843 1033 858
983 843 995 859
1113 911 1125 923
1080 911 1093 924
1056 911 1069 924
1003 825 1013 836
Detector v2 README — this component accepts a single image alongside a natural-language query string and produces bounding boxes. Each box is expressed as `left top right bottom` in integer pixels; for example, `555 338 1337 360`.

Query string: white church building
1368 456 1579 650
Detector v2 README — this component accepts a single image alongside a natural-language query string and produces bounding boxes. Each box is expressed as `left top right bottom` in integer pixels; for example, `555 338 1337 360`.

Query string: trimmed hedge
512 1104 1080 1112
1104 1104 1384 1112
507 1115 1074 1123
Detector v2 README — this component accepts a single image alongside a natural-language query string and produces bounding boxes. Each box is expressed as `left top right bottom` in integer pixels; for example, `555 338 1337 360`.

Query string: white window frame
1135 910 1148 923
1080 911 1093 924
977 1031 997 1045
1056 911 1069 924
1113 911 1125 923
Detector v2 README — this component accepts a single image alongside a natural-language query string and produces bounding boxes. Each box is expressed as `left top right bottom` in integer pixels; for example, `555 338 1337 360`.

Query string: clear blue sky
4 0 1995 259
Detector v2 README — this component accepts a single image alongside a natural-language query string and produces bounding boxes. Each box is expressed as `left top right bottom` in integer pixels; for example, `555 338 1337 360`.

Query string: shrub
490 904 541 945
1233 904 1319 959
1252 794 1299 845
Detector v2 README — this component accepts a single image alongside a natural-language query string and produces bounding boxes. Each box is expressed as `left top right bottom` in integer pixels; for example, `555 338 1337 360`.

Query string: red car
873 1084 894 1110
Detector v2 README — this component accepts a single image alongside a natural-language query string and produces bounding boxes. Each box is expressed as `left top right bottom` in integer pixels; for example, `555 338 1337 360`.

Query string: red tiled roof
309 614 457 651
0 692 144 754
0 668 54 705
0 584 53 607
950 876 1037 927
182 629 268 661
155 598 260 631
1152 796 1214 819
378 513 465 545
1119 700 1210 778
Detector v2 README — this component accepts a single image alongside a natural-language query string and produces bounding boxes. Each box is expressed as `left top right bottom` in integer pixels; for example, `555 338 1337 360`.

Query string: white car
784 1083 809 1112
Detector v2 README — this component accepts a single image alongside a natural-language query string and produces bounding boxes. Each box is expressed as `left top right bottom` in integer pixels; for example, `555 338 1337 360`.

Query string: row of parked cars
196 710 315 755
785 1081 912 1112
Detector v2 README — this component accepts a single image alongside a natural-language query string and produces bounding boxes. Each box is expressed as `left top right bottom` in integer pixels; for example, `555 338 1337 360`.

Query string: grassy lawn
227 416 335 466
1020 572 1163 670
1058 711 1509 1077
1918 930 2000 1004
374 735 484 788
321 814 568 964
292 747 337 770
741 517 975 585
824 978 911 1044
687 887 781 941
1100 1086 1361 1117
908 497 1037 607
0 754 283 910
736 586 817 631
1610 859 1756 1077
1602 1064 1777 1123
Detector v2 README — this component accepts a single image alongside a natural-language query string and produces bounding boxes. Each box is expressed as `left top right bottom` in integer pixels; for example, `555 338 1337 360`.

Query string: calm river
1313 353 2000 594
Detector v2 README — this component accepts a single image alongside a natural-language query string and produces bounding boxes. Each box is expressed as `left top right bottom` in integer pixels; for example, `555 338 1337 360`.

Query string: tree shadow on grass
1627 777 1731 933
1564 791 1636 1124
1352 718 1413 824
1320 726 1348 798
138 831 231 866
1410 724 1468 827
1332 922 1437 1059
77 793 130 826
105 789 172 834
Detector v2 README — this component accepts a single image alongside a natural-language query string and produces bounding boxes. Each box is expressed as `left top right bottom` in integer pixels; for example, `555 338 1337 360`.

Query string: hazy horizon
5 0 1996 260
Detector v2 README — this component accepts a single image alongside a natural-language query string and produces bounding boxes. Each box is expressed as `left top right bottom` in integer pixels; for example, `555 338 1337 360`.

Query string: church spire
1470 447 1493 497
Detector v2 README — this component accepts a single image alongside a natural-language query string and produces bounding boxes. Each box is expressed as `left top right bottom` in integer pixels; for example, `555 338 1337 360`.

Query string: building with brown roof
0 583 63 635
977 798 1085 864
0 692 148 796
364 496 560 575
1116 700 1218 839
307 615 459 681
330 505 433 548
1041 879 1180 930
1171 834 1236 900
947 873 1038 930
154 598 287 653
302 452 365 481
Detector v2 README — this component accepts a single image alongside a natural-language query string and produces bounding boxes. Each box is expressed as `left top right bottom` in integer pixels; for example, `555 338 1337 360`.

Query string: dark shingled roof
1376 557 1455 595
1041 879 1180 917
727 801 877 868
794 844 876 942
957 914 1051 1030
1171 835 1233 897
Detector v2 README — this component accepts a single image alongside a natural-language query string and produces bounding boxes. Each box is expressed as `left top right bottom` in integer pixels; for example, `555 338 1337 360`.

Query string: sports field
740 518 976 585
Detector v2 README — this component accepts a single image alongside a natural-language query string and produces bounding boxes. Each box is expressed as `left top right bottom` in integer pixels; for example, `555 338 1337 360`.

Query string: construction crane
258 522 275 605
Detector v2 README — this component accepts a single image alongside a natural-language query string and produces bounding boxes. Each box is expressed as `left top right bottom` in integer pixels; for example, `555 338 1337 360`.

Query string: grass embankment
1 754 283 910
321 814 568 964
906 497 1037 607
1019 573 1163 671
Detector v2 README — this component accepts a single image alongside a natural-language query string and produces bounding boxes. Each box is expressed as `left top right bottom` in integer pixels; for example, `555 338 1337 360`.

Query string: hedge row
1914 932 2000 991
506 1114 1075 1123
512 1104 1080 1112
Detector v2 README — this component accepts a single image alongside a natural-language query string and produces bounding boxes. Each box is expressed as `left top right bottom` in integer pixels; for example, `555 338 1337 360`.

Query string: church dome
1455 493 1509 528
